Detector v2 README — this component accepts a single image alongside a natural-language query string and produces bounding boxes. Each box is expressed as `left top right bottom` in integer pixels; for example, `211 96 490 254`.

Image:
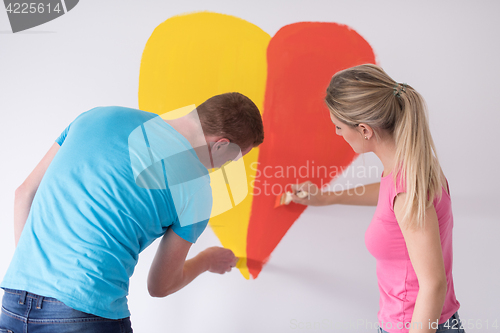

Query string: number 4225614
6 3 62 14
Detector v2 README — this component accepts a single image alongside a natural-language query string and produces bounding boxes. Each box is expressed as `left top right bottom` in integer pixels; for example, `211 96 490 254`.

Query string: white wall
1 1 499 332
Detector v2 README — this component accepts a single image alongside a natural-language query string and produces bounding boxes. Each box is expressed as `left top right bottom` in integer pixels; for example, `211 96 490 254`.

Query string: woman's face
330 113 365 154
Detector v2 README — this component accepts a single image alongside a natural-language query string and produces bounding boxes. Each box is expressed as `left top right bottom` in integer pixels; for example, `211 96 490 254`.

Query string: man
0 92 264 332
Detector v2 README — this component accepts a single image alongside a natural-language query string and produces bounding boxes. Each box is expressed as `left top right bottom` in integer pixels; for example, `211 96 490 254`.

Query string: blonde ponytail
325 64 445 230
393 85 443 229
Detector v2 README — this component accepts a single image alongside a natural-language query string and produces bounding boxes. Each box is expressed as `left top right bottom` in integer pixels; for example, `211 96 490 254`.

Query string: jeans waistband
2 288 60 309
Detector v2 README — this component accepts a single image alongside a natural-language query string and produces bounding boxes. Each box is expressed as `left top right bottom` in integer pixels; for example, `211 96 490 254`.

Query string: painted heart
138 12 375 279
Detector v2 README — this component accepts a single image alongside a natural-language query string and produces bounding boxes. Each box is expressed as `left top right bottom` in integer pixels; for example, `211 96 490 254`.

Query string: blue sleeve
55 108 98 146
171 218 209 244
55 123 71 146
171 184 212 243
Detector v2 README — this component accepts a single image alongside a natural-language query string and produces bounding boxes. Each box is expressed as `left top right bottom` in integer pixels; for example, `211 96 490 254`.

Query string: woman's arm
291 181 380 206
14 142 60 246
394 193 447 333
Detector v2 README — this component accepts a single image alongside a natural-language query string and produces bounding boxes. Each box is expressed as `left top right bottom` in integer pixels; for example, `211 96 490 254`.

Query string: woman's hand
290 181 329 206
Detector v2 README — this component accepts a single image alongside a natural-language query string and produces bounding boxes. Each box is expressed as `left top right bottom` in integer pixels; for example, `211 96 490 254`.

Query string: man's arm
147 228 237 297
14 142 60 246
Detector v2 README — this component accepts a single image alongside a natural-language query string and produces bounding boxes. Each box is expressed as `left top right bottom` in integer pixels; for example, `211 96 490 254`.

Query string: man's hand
201 247 237 274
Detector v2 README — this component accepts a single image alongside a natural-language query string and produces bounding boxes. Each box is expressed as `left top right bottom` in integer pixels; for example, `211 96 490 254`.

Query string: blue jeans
0 288 133 333
378 311 465 332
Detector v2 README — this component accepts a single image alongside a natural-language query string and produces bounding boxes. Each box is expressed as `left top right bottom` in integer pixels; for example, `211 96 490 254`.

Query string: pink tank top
365 170 460 333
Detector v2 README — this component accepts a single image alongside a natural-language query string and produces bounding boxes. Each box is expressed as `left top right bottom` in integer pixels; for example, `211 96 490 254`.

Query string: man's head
197 92 264 167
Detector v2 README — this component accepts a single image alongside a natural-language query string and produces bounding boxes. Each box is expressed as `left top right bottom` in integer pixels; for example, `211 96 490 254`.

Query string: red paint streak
247 22 376 279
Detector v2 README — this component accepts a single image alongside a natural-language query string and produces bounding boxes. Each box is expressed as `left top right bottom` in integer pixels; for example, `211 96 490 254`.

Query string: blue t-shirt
1 106 212 319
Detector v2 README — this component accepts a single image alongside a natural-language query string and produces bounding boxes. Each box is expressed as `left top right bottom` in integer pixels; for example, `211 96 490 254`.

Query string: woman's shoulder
439 167 450 196
380 168 406 194
383 166 450 197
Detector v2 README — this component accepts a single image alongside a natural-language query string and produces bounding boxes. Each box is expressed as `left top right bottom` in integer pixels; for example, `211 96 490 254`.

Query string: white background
1 1 499 332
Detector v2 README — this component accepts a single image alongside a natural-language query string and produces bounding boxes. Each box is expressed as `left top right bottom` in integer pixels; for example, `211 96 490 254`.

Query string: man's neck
163 111 206 149
162 112 213 169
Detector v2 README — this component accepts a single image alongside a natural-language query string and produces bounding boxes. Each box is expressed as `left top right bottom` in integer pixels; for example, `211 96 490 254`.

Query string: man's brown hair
197 92 264 149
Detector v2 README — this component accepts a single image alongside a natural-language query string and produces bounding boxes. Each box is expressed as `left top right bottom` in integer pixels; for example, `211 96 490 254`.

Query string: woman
292 64 465 333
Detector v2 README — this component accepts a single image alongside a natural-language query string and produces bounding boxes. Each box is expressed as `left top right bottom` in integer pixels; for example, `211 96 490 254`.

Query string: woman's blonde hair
325 64 444 230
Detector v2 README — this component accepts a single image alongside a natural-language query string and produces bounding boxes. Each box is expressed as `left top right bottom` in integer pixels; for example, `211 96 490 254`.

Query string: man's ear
212 138 230 152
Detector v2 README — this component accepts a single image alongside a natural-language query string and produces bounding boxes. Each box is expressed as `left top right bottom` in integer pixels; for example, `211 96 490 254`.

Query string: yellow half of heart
138 11 270 279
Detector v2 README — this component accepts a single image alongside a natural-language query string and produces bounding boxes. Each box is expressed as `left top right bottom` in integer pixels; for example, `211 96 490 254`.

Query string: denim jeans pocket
0 328 14 333
436 312 465 333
